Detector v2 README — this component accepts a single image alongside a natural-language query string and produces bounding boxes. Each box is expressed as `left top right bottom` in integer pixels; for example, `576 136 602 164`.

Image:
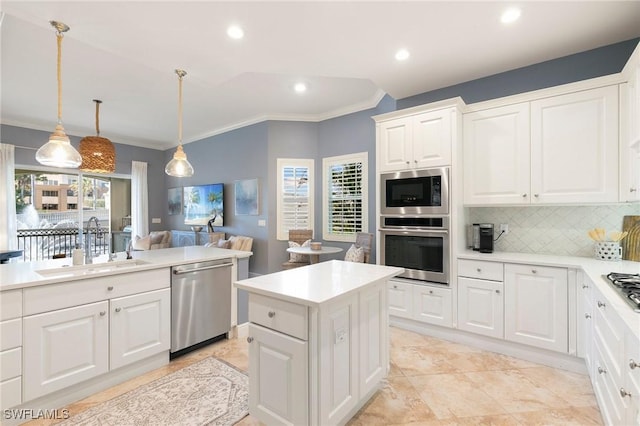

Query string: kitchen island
0 246 251 422
235 260 403 426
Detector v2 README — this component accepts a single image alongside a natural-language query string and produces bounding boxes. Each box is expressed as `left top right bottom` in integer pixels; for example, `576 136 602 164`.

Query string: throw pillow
288 239 311 263
217 239 231 249
344 244 364 263
131 234 151 251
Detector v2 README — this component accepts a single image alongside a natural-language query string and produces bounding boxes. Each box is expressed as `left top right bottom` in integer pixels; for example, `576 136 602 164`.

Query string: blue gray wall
398 37 640 109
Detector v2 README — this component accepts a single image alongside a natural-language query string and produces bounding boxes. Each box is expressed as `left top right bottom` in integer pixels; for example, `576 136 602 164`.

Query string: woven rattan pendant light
35 21 82 168
79 99 116 173
165 69 194 177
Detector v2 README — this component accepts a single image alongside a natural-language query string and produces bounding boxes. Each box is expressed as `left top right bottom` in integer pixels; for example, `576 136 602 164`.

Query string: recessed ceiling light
227 25 244 40
294 82 307 93
501 7 521 24
395 49 410 61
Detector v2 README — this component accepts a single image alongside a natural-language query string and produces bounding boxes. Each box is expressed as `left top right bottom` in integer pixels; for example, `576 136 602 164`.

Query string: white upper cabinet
530 86 618 204
620 42 640 202
463 85 619 205
463 103 530 204
376 103 458 172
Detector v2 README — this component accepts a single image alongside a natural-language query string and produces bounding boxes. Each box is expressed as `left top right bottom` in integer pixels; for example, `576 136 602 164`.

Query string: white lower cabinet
110 288 171 370
23 301 110 401
22 269 170 403
387 280 452 327
504 264 568 353
576 273 594 372
247 279 388 425
590 284 640 425
248 323 308 426
1 289 23 409
458 277 504 339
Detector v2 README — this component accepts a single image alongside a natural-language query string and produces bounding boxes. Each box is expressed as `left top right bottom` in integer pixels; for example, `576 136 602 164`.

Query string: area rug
57 356 249 426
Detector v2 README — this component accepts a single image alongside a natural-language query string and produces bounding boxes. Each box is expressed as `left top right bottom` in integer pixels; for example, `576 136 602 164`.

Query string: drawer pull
531 269 537 274
495 289 500 294
429 290 433 294
598 366 607 375
597 301 606 308
630 359 639 370
247 337 254 343
476 268 481 272
115 307 121 313
522 193 527 198
619 388 632 398
268 311 276 318
534 194 539 198
582 284 589 289
99 311 106 316
584 313 591 319
107 286 114 291
393 285 398 289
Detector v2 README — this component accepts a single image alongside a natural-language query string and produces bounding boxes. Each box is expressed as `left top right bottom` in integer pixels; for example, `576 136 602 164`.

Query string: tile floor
26 327 602 426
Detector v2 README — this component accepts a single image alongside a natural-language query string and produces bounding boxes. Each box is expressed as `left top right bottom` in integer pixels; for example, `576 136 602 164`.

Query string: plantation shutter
323 152 368 242
277 159 314 240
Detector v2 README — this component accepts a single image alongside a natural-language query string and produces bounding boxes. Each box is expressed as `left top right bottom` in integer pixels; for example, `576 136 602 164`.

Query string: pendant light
35 21 82 168
79 99 116 173
165 69 194 177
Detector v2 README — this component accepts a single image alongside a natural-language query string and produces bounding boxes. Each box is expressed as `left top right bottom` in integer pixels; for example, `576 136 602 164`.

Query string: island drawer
24 268 170 315
0 376 21 409
0 347 21 381
458 259 503 281
0 319 21 352
249 293 308 340
1 290 22 320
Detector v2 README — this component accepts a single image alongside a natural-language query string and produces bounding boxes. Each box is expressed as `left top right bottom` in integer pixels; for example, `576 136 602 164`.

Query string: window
277 158 314 241
323 152 368 242
42 190 59 197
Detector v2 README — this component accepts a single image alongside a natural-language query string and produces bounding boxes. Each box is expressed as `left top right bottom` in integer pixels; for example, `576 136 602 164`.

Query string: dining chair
282 229 313 270
345 232 374 263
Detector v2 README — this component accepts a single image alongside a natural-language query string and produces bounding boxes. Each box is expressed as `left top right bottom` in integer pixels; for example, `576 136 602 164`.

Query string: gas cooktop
604 273 640 313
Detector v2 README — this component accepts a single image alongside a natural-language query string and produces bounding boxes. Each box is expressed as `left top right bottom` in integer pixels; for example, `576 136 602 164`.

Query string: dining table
286 245 343 264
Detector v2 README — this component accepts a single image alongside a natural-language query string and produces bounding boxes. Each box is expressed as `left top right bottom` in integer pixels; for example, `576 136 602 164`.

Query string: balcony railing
17 228 109 261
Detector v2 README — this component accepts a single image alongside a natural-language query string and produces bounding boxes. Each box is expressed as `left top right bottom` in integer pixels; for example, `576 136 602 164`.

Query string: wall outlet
499 223 509 234
335 328 347 344
258 219 266 227
152 218 161 224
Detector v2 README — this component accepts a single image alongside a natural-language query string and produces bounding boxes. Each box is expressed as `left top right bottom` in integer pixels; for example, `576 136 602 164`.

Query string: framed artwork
183 183 224 226
168 187 182 215
235 179 259 215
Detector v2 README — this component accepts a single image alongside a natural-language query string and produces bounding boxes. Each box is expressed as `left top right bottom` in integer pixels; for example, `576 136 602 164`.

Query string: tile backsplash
467 204 640 258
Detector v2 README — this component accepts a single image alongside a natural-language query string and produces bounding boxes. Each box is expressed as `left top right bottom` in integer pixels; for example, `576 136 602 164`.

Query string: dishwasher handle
173 262 233 275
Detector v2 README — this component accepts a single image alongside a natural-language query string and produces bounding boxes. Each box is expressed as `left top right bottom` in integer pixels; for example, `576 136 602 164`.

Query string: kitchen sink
36 259 151 278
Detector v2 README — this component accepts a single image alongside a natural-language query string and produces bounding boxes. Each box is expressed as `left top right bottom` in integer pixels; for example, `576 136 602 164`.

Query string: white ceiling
2 1 640 151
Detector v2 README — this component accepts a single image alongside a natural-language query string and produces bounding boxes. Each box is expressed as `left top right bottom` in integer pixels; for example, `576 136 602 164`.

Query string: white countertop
0 246 252 291
235 260 404 307
458 250 640 339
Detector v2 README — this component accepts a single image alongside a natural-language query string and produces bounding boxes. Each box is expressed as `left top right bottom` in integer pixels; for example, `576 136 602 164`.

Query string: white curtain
0 144 17 250
131 161 149 238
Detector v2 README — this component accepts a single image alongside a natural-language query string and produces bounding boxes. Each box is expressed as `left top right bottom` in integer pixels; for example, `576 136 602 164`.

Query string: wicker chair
282 229 313 270
349 232 374 263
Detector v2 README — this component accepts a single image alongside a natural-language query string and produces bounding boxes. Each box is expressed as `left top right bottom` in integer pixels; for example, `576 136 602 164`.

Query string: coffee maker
479 223 494 253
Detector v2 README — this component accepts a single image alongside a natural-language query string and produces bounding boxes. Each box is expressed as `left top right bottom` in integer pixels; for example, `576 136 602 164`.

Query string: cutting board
622 215 640 261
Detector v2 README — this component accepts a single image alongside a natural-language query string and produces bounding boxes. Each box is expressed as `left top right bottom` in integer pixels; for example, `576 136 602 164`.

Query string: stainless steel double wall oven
379 167 450 285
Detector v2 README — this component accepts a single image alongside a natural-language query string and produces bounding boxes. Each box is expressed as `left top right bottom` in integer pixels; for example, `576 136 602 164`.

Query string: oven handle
379 228 449 235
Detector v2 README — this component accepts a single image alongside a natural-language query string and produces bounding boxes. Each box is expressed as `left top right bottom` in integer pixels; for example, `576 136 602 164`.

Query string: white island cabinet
235 260 403 426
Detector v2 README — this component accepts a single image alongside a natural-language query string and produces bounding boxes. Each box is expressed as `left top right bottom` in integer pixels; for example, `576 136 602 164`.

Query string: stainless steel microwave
380 167 449 216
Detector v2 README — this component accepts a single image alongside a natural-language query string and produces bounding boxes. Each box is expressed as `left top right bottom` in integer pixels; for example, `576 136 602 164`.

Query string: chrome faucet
85 216 101 264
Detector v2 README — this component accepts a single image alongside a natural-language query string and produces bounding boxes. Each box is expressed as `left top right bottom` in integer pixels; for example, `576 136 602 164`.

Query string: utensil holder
595 242 622 261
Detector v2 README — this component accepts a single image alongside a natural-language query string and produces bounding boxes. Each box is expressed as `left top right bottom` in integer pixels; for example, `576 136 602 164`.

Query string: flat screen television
183 183 224 226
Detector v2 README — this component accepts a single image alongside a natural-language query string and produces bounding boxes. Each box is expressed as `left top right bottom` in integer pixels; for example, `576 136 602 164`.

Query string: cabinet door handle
405 161 410 165
115 307 121 313
598 366 607 374
414 160 418 164
534 194 539 198
597 301 606 308
531 269 537 274
582 284 589 289
268 311 276 318
630 188 637 193
495 289 500 294
620 388 632 398
522 193 527 198
107 286 114 291
585 313 591 319
429 290 433 294
476 268 481 272
99 311 106 316
247 337 254 343
393 285 398 289
630 359 640 370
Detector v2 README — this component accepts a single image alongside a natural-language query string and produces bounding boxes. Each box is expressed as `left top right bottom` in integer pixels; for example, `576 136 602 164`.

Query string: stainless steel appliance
171 258 233 356
479 223 494 253
604 273 640 312
380 167 449 216
379 216 449 284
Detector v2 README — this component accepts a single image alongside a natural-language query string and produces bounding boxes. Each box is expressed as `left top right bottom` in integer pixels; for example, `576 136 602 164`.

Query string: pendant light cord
56 31 63 123
177 72 183 145
94 100 101 136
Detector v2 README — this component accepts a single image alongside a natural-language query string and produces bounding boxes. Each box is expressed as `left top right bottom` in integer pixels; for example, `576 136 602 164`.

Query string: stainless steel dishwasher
171 258 233 356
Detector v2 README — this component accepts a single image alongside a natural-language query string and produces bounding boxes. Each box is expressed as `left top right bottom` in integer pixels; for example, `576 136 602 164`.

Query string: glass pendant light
79 99 116 173
35 21 82 168
165 69 194 177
